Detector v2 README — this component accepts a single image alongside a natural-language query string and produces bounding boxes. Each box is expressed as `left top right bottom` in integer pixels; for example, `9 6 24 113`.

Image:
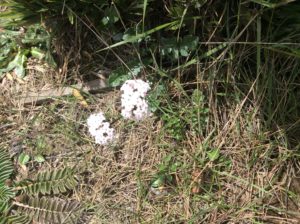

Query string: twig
18 79 111 106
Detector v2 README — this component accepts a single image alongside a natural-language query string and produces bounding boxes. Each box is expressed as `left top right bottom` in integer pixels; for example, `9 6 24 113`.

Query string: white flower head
87 112 115 145
120 79 151 120
87 113 106 130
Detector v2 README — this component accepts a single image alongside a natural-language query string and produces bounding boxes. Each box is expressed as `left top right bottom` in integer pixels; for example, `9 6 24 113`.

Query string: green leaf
5 50 28 77
0 184 14 202
0 183 14 214
108 70 132 87
18 153 30 166
129 63 142 76
0 24 54 78
122 27 144 43
99 20 180 51
67 8 74 25
179 48 188 57
108 62 143 87
101 7 119 26
151 176 165 188
15 168 77 195
45 50 57 68
17 197 81 224
192 89 204 105
142 0 148 30
0 201 9 214
34 155 45 163
148 84 166 112
182 35 199 51
202 43 227 58
0 149 13 183
249 0 292 8
0 214 31 224
30 47 45 60
161 35 199 59
207 148 220 161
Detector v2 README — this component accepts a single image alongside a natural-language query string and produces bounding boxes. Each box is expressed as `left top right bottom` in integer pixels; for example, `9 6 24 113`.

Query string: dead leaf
72 88 88 107
6 73 14 81
191 169 202 194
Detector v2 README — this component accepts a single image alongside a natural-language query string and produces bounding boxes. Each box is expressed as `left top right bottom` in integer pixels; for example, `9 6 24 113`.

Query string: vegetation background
0 0 300 223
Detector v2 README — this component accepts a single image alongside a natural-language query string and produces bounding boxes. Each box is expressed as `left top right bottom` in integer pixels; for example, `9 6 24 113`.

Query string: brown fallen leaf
191 169 202 194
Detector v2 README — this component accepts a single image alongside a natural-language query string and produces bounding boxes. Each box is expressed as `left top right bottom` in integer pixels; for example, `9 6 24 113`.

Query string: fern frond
15 197 81 224
0 149 13 183
0 201 8 214
0 184 14 202
0 184 14 213
15 168 77 195
0 214 31 224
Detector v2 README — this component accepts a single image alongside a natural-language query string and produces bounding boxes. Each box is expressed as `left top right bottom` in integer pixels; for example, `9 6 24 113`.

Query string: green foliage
16 168 77 195
18 153 30 166
188 89 209 133
162 113 185 140
0 0 108 28
250 0 292 8
108 62 144 87
0 24 55 78
101 7 119 27
152 85 209 140
108 60 152 87
0 184 14 202
0 149 17 218
0 149 13 183
34 155 45 163
207 148 220 162
269 1 300 41
0 149 80 224
160 35 199 60
0 214 31 224
17 197 81 224
151 153 181 190
0 184 14 213
17 152 45 166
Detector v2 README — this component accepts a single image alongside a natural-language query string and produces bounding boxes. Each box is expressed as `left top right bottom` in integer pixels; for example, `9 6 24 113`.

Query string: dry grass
1 55 300 224
1 1 300 223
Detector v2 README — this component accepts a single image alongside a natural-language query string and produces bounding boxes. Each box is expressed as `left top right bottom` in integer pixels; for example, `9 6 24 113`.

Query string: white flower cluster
120 79 151 120
87 79 151 145
87 112 115 145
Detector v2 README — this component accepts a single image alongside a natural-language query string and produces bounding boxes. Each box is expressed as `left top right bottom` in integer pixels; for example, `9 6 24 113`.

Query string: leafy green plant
160 35 199 60
151 86 209 140
151 153 181 192
17 153 30 166
0 24 55 78
0 149 81 224
108 61 144 87
17 150 45 166
187 89 209 135
0 0 107 28
108 59 153 87
161 113 185 140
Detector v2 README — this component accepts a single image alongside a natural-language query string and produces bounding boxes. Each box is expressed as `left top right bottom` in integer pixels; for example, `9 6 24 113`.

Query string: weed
0 24 55 78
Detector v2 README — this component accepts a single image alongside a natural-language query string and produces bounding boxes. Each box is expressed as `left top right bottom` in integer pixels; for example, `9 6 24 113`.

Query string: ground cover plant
0 148 81 224
1 0 300 223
